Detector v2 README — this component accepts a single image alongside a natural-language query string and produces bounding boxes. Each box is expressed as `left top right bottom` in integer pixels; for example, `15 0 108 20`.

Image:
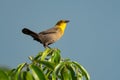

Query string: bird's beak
65 20 70 23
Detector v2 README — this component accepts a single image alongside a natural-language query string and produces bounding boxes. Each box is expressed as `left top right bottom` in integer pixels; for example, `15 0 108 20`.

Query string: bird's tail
22 28 39 41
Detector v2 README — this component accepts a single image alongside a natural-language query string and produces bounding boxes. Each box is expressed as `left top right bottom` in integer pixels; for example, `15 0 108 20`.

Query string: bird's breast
39 31 63 44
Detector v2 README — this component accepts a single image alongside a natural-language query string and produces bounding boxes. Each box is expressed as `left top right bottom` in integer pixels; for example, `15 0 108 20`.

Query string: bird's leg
43 43 51 49
47 46 51 49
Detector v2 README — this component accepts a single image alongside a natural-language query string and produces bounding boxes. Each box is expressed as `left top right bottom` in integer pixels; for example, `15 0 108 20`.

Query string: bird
22 20 69 48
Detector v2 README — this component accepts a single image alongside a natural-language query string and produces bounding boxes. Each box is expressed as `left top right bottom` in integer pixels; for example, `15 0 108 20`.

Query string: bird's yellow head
55 20 69 34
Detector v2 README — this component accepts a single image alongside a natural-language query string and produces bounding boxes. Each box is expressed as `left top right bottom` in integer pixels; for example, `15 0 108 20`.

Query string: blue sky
0 0 120 80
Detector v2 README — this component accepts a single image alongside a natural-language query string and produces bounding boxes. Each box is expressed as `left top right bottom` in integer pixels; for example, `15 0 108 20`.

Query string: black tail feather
22 28 40 41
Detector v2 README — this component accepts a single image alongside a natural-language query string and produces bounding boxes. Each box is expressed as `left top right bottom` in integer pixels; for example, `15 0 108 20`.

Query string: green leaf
8 69 16 80
61 67 71 80
14 63 26 80
77 72 82 80
66 64 77 80
29 64 46 80
72 61 90 80
51 72 57 80
54 61 65 76
32 52 43 61
41 48 52 61
16 63 26 73
20 71 34 80
51 49 61 64
28 56 34 61
0 69 9 80
38 61 55 70
46 70 52 79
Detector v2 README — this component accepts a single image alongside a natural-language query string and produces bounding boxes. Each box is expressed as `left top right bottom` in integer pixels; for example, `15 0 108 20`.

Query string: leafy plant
0 48 90 80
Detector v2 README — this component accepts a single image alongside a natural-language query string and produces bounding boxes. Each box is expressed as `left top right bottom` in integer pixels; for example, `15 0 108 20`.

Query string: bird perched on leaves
22 20 69 48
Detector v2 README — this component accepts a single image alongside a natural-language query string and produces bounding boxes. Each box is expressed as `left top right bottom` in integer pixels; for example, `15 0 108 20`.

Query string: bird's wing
39 27 60 35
